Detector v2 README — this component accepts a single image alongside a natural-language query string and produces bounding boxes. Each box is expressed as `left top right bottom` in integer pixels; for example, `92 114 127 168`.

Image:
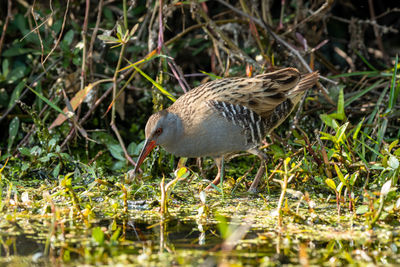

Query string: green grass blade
329 71 380 79
367 86 389 126
372 118 388 162
27 85 66 115
131 64 176 102
357 132 383 159
352 117 364 141
330 88 345 120
355 50 378 71
344 80 384 107
200 70 222 80
387 54 399 112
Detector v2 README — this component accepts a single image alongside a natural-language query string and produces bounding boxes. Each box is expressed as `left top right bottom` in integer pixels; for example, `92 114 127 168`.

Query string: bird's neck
159 111 184 153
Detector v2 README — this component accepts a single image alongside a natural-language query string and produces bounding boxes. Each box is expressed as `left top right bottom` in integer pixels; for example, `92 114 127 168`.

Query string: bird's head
133 110 181 173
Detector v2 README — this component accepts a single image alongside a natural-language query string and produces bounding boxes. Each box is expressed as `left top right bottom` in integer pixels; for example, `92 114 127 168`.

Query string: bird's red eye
155 128 163 135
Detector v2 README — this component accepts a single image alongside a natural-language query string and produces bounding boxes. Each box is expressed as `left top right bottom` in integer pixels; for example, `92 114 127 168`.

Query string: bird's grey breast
162 104 249 157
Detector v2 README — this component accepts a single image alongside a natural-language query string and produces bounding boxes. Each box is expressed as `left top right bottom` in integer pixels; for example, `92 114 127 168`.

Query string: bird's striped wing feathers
205 68 301 118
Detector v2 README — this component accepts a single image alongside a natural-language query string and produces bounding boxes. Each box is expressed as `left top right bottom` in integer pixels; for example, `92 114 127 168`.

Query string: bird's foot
247 187 258 194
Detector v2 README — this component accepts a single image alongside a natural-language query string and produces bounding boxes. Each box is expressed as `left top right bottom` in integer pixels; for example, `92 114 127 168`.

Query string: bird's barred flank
207 100 268 145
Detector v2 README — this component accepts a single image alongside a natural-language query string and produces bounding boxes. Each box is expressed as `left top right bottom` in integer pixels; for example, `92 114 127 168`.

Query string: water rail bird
134 68 319 192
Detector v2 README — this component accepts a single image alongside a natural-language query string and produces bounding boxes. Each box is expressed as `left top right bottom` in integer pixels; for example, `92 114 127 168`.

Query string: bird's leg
248 148 268 193
205 156 224 191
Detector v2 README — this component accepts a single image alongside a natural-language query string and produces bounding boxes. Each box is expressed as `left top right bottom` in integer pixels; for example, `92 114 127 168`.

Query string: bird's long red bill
133 139 156 173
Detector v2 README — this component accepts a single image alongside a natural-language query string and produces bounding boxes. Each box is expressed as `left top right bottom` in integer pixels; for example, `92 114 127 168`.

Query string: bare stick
368 0 390 65
0 0 12 58
43 0 70 65
80 0 90 90
88 0 104 81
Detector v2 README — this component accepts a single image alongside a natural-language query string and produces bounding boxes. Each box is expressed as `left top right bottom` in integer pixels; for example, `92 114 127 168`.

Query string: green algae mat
0 175 399 266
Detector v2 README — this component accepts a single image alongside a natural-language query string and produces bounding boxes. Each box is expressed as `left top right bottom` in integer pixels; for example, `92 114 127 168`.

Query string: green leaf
92 132 118 145
0 85 9 107
7 65 27 83
388 156 399 170
325 178 336 191
335 122 349 144
176 167 190 179
107 144 125 161
209 182 222 193
2 47 36 57
62 29 74 46
92 227 104 245
38 155 50 162
30 146 42 156
352 118 364 141
319 131 336 142
269 144 285 158
349 172 359 186
334 164 346 185
367 85 389 126
53 163 61 178
388 139 399 153
330 88 345 120
320 114 336 129
336 181 344 193
8 81 25 109
355 205 369 215
2 59 9 77
216 215 230 240
127 142 138 155
48 138 57 150
18 147 31 157
117 22 125 39
110 227 121 242
63 250 71 262
8 116 20 152
97 34 120 43
21 162 29 171
373 118 388 162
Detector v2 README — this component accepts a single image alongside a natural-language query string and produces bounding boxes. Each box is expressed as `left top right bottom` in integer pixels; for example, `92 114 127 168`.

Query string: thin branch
282 0 335 36
368 0 390 64
80 0 90 90
0 0 12 58
30 0 46 67
88 0 104 81
330 15 398 34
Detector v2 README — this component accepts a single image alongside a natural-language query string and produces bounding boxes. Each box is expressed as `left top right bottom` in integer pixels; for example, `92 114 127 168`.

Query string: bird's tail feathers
288 71 319 97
